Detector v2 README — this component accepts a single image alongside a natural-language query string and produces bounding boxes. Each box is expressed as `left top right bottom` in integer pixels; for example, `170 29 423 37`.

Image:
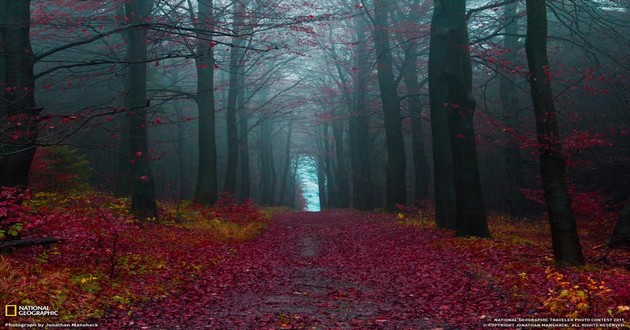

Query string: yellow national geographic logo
4 305 59 317
5 305 17 317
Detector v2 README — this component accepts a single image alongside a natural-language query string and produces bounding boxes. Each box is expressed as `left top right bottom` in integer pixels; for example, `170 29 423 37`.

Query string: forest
1 0 629 328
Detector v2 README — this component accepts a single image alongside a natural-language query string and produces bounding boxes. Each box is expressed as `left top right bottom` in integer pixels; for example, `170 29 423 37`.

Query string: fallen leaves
3 194 629 328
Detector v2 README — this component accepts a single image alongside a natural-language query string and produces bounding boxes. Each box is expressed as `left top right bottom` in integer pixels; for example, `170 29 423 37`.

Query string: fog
2 0 628 219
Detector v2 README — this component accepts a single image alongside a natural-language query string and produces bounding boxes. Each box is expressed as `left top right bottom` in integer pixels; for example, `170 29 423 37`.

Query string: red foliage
521 186 617 222
3 191 140 276
1 191 233 322
5 199 628 328
101 211 630 329
210 193 265 224
24 208 139 271
563 130 613 154
0 188 31 239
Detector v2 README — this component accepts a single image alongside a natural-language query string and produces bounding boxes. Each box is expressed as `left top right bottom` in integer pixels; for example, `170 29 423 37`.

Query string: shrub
0 187 31 242
29 146 92 192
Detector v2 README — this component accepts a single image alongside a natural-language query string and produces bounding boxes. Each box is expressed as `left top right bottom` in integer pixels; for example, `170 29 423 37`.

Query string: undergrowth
397 207 630 322
0 189 274 323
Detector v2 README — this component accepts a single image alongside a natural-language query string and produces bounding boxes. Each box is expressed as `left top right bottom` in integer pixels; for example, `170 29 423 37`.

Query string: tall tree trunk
290 155 300 209
315 126 329 210
348 17 373 210
610 200 630 248
500 1 528 218
316 157 328 209
525 0 584 266
429 0 457 229
165 71 189 199
403 51 430 202
278 122 293 206
237 8 254 201
126 0 158 220
322 122 336 208
258 121 275 205
224 0 247 195
397 0 430 203
445 0 490 238
332 117 349 208
194 0 218 205
373 0 406 210
0 0 40 188
175 100 188 199
328 41 351 209
114 4 132 197
237 67 251 199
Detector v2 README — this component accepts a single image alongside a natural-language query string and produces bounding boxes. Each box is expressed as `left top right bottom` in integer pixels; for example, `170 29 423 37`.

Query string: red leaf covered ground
101 210 630 329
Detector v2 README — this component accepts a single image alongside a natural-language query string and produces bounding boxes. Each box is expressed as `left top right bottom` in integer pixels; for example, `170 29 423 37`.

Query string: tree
224 0 248 195
193 0 219 205
126 0 158 220
499 0 529 219
394 0 430 202
258 120 276 205
428 0 457 229
238 63 251 199
429 0 490 237
113 3 133 198
315 24 352 209
348 16 374 210
525 0 584 266
317 120 336 208
610 200 630 248
443 0 490 238
0 0 40 188
277 121 293 206
373 0 406 211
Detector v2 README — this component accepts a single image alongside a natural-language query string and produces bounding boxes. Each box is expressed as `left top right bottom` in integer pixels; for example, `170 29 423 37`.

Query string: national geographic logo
4 305 59 317
5 305 16 317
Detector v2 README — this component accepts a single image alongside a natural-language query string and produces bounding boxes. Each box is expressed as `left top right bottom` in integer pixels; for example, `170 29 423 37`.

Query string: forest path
106 210 508 329
200 211 397 328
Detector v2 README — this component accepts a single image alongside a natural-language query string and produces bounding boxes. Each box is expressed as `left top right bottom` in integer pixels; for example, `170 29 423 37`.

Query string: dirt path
106 211 496 329
190 212 418 329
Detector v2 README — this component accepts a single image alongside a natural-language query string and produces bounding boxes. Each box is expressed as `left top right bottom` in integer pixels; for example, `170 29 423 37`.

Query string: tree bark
224 0 247 195
175 100 189 199
500 1 529 218
402 48 430 202
444 0 490 238
237 67 251 199
332 116 350 208
0 0 40 188
113 4 132 198
278 122 293 206
290 155 300 209
610 200 630 248
348 17 373 211
373 0 406 211
322 122 336 208
194 0 218 205
429 0 456 229
396 0 430 203
328 35 352 209
258 121 275 205
525 0 584 266
126 0 158 220
0 237 62 250
316 156 328 210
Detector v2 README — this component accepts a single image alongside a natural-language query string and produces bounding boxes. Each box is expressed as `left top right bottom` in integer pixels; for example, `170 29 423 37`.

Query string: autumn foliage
99 210 629 329
0 188 270 323
1 189 629 328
